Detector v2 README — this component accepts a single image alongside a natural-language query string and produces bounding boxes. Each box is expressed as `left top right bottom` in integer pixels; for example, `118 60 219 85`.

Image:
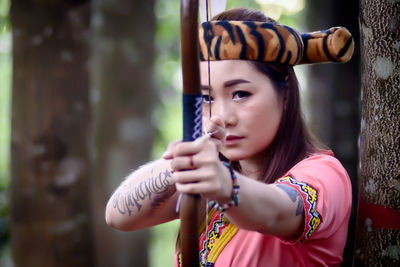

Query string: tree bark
354 0 400 266
304 1 360 265
10 1 94 266
90 0 156 266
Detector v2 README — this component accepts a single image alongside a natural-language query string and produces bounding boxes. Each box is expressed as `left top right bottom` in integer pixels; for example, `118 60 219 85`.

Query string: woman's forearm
105 159 179 231
224 174 304 238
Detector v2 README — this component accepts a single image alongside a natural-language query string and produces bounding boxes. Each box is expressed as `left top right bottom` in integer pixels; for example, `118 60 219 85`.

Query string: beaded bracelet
209 161 240 212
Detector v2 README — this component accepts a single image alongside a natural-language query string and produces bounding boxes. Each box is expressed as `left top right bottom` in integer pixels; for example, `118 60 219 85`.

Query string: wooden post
354 0 400 265
10 1 94 266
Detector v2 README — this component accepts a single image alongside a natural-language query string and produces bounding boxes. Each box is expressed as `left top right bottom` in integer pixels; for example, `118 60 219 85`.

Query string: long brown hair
213 8 324 183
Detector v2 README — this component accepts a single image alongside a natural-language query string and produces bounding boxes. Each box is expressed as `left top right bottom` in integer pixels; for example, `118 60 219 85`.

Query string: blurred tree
90 0 155 267
10 0 94 266
354 0 400 265
304 0 360 265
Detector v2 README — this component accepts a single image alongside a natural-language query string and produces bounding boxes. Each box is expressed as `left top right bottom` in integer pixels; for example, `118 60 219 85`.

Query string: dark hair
212 8 324 183
211 7 276 23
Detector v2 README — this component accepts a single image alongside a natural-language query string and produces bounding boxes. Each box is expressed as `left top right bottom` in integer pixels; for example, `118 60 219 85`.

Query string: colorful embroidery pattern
277 176 321 240
206 223 238 264
177 211 238 267
199 211 228 266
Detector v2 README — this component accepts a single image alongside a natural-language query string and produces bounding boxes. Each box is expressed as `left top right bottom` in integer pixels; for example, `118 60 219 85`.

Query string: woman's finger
172 168 202 184
171 155 196 171
172 134 211 157
162 139 182 159
175 180 218 196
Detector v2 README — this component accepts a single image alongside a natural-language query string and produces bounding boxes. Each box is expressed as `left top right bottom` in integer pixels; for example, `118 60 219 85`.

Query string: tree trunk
10 1 94 266
354 0 400 266
304 1 360 265
90 0 156 266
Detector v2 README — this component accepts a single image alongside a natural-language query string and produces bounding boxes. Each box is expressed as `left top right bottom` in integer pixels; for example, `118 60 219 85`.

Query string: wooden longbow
179 0 202 266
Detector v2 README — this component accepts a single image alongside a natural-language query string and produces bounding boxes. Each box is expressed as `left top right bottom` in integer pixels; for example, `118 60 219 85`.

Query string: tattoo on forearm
276 184 303 216
151 185 176 214
111 169 173 216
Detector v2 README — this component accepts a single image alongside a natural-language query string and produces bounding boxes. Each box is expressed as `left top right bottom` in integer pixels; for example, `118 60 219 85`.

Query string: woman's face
200 60 284 162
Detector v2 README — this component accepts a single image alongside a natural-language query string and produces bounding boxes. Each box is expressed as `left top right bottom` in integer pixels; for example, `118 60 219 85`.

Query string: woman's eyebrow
201 79 250 91
223 79 250 88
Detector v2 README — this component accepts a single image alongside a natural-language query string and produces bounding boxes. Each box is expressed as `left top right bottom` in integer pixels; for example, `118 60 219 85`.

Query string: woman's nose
213 101 237 127
210 115 225 128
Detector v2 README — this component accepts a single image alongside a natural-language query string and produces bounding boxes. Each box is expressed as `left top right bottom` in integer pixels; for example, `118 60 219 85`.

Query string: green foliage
150 2 182 266
227 0 260 9
151 0 182 160
0 35 10 187
0 0 10 34
0 0 10 255
150 220 180 267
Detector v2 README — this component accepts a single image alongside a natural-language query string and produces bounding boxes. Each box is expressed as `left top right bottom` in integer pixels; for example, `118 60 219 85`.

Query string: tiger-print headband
199 21 354 65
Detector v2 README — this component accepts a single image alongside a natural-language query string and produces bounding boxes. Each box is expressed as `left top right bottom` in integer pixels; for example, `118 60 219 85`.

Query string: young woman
106 8 353 267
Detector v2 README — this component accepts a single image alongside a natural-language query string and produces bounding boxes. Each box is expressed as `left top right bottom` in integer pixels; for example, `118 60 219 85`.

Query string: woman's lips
225 135 244 146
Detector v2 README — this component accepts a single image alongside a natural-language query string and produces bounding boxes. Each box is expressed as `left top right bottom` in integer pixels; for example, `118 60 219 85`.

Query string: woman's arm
224 175 304 238
105 159 179 231
170 137 304 239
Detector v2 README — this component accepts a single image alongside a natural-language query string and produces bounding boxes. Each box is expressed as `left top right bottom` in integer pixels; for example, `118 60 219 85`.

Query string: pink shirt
176 153 352 267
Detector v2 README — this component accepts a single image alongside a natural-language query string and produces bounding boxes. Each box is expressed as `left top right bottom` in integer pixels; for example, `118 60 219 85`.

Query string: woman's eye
232 91 251 100
202 94 214 103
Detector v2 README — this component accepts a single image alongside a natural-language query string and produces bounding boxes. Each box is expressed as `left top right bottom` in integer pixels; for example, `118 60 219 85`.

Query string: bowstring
205 0 211 263
206 0 212 118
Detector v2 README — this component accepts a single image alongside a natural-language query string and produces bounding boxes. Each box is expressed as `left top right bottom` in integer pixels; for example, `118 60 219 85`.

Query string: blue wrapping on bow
183 93 203 142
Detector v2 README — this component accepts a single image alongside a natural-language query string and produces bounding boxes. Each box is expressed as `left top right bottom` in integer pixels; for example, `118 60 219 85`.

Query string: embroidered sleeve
276 175 322 244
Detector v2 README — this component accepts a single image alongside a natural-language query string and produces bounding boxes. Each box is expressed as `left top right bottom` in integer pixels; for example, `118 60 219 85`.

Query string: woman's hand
162 115 226 160
161 115 230 202
168 134 232 204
